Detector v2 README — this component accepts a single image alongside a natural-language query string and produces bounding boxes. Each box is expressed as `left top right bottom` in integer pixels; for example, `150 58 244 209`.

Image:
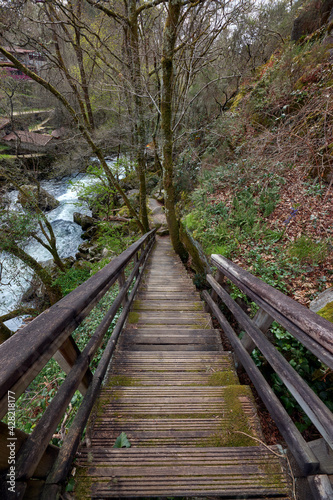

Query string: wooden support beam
118 269 129 307
241 308 274 354
211 269 224 303
0 422 58 478
308 474 333 500
53 336 93 395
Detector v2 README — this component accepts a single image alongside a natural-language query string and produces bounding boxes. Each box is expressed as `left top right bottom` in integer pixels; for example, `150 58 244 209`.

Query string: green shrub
54 267 91 295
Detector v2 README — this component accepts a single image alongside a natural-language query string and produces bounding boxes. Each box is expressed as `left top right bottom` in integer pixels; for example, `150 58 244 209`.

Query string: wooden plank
132 300 204 311
75 446 289 498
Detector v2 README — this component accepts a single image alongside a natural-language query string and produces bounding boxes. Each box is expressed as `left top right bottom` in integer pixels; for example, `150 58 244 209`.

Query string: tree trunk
161 0 188 261
0 46 145 234
128 0 150 232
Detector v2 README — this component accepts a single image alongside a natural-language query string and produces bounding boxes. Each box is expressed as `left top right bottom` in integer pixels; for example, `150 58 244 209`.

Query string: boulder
291 0 333 41
81 226 97 240
77 241 90 254
73 212 95 231
157 226 169 236
310 287 333 322
18 185 60 212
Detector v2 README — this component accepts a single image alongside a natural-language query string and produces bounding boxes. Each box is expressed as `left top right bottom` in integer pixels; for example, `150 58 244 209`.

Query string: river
0 172 95 331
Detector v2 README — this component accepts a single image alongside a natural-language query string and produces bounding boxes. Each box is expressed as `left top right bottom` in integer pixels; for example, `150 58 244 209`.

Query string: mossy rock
317 301 333 322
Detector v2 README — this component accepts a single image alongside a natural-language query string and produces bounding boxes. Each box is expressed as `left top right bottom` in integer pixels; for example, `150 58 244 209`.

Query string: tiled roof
3 131 54 146
0 118 10 130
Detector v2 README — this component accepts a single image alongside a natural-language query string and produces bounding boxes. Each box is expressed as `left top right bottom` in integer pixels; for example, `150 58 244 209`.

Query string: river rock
157 226 169 236
18 185 60 212
310 287 333 322
78 241 90 254
81 226 97 240
73 212 95 231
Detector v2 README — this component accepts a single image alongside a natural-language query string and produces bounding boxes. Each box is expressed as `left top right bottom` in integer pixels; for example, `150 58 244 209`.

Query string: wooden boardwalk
75 237 291 498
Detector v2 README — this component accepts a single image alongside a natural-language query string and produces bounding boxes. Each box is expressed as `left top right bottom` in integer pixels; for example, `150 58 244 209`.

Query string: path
74 237 290 498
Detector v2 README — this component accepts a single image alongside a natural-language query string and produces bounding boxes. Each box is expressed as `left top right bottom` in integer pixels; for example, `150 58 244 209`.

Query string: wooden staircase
75 237 291 498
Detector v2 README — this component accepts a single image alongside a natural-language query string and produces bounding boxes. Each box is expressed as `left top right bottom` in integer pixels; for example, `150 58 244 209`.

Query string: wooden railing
0 229 156 499
203 254 333 499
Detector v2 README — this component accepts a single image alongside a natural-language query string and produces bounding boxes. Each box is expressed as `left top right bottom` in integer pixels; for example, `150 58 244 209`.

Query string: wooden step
132 300 205 311
106 371 239 386
118 328 222 351
111 351 234 372
137 292 201 300
127 311 213 328
75 447 290 498
89 417 247 446
73 237 291 498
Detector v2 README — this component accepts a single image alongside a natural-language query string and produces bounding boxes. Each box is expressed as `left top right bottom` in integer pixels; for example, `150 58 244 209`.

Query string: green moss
127 311 140 323
197 386 259 447
317 301 333 322
73 468 93 498
207 370 239 386
107 375 136 387
180 222 207 275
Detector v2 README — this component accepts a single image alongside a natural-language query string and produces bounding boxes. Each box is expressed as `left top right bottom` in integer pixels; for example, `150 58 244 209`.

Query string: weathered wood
0 229 156 420
71 237 292 499
307 474 333 500
0 422 58 478
41 238 153 492
118 269 128 307
211 269 225 302
207 274 333 450
14 236 155 485
74 447 289 498
308 438 333 474
211 254 333 356
211 257 333 370
203 290 319 475
241 307 274 354
53 336 93 395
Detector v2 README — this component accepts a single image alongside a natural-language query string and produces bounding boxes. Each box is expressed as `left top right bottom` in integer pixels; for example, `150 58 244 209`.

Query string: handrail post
241 308 274 354
118 269 128 307
211 269 224 302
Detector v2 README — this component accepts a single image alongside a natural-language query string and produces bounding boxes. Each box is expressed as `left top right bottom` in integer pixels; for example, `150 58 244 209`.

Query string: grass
288 235 328 265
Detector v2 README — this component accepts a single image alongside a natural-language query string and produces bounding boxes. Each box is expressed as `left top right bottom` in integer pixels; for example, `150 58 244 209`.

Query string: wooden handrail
211 254 333 368
204 254 333 485
0 229 156 498
0 229 155 418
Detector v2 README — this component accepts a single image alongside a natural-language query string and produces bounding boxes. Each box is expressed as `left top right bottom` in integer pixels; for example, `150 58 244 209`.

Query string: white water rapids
0 173 94 331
